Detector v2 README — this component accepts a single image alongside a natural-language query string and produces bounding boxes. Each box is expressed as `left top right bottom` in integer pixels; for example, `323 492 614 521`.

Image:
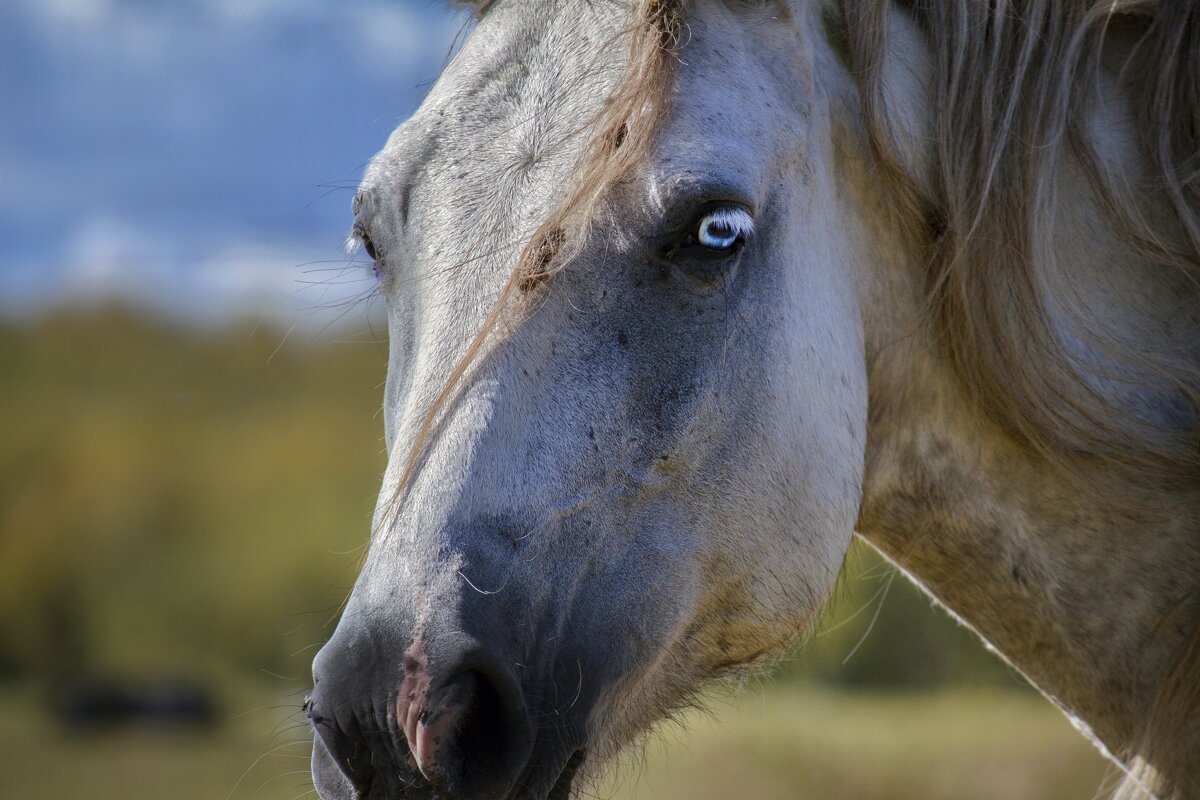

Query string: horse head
309 2 868 798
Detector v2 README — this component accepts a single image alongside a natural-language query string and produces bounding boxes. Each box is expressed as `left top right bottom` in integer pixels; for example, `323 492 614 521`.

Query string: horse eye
693 207 752 251
360 232 380 262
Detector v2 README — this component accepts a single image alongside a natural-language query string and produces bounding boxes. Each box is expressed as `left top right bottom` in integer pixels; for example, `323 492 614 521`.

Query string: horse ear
450 0 493 12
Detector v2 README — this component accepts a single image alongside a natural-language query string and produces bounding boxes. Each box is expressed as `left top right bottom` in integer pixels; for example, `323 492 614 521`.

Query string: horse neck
836 10 1200 795
820 4 1200 796
856 344 1200 796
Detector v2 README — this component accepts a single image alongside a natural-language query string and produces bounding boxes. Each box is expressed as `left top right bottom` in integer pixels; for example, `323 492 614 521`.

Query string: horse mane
842 0 1200 487
836 7 1200 796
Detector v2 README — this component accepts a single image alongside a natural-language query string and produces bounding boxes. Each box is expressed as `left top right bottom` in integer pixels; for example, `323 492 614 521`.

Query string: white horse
308 1 1200 798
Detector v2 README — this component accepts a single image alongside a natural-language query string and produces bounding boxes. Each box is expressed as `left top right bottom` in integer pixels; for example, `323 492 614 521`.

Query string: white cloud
20 0 463 73
9 216 385 332
0 0 460 330
33 0 116 26
345 2 466 75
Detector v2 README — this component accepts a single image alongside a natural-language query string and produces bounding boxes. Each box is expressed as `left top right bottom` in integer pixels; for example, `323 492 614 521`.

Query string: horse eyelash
347 227 380 263
700 207 754 237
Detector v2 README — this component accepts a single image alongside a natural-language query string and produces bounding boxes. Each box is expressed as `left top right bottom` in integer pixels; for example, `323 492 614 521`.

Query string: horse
307 1 1200 798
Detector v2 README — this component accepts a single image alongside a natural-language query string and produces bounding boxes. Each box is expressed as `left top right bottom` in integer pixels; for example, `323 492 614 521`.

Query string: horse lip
311 730 370 800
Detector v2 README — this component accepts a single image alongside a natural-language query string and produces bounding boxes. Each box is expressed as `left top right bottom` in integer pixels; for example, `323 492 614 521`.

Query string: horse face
310 2 867 798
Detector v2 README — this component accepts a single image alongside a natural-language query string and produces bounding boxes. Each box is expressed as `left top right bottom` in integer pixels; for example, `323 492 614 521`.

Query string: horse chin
311 734 433 800
312 730 585 800
545 749 585 800
310 735 361 800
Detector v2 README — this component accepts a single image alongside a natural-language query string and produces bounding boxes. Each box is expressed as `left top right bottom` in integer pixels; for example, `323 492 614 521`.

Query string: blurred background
0 2 1114 798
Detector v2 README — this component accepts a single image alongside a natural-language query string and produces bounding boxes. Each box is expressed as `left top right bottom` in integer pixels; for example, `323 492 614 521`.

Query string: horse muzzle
308 619 591 800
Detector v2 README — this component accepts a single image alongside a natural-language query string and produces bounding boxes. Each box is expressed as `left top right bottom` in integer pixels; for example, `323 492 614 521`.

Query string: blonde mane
842 0 1200 489
826 12 1200 787
807 7 1200 796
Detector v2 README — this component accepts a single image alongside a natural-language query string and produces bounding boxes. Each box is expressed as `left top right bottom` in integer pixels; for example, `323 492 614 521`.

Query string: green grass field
0 683 1111 800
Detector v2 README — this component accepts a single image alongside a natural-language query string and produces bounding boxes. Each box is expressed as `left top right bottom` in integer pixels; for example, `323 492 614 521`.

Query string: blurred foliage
0 683 1110 800
0 307 386 683
0 308 1108 799
0 307 1020 690
599 687 1110 800
793 545 1021 689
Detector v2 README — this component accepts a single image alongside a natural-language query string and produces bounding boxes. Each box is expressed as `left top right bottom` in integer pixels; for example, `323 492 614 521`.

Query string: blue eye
695 207 752 250
659 203 753 273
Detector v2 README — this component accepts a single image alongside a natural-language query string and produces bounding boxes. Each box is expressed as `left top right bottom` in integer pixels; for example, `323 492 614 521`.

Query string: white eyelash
704 207 754 236
697 207 754 248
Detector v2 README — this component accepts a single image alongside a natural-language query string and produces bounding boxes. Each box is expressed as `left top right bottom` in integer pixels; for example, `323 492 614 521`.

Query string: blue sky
0 0 464 326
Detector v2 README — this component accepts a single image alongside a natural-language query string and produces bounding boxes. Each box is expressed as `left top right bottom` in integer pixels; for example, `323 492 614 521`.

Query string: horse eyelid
349 225 381 263
362 235 380 262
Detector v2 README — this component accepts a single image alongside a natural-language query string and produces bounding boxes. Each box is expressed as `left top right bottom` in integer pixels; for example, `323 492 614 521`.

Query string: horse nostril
403 661 534 799
407 670 476 777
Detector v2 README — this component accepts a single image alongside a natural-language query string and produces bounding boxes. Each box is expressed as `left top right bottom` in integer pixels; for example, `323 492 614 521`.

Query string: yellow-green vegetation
0 308 387 680
0 682 1110 800
598 688 1111 800
0 309 1111 799
0 308 1022 686
0 682 313 800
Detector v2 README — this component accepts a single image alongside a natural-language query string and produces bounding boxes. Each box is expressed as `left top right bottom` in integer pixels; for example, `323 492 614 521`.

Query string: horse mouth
313 735 586 800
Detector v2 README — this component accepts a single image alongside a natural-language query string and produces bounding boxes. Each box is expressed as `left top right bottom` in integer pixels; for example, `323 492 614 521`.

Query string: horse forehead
373 2 621 179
